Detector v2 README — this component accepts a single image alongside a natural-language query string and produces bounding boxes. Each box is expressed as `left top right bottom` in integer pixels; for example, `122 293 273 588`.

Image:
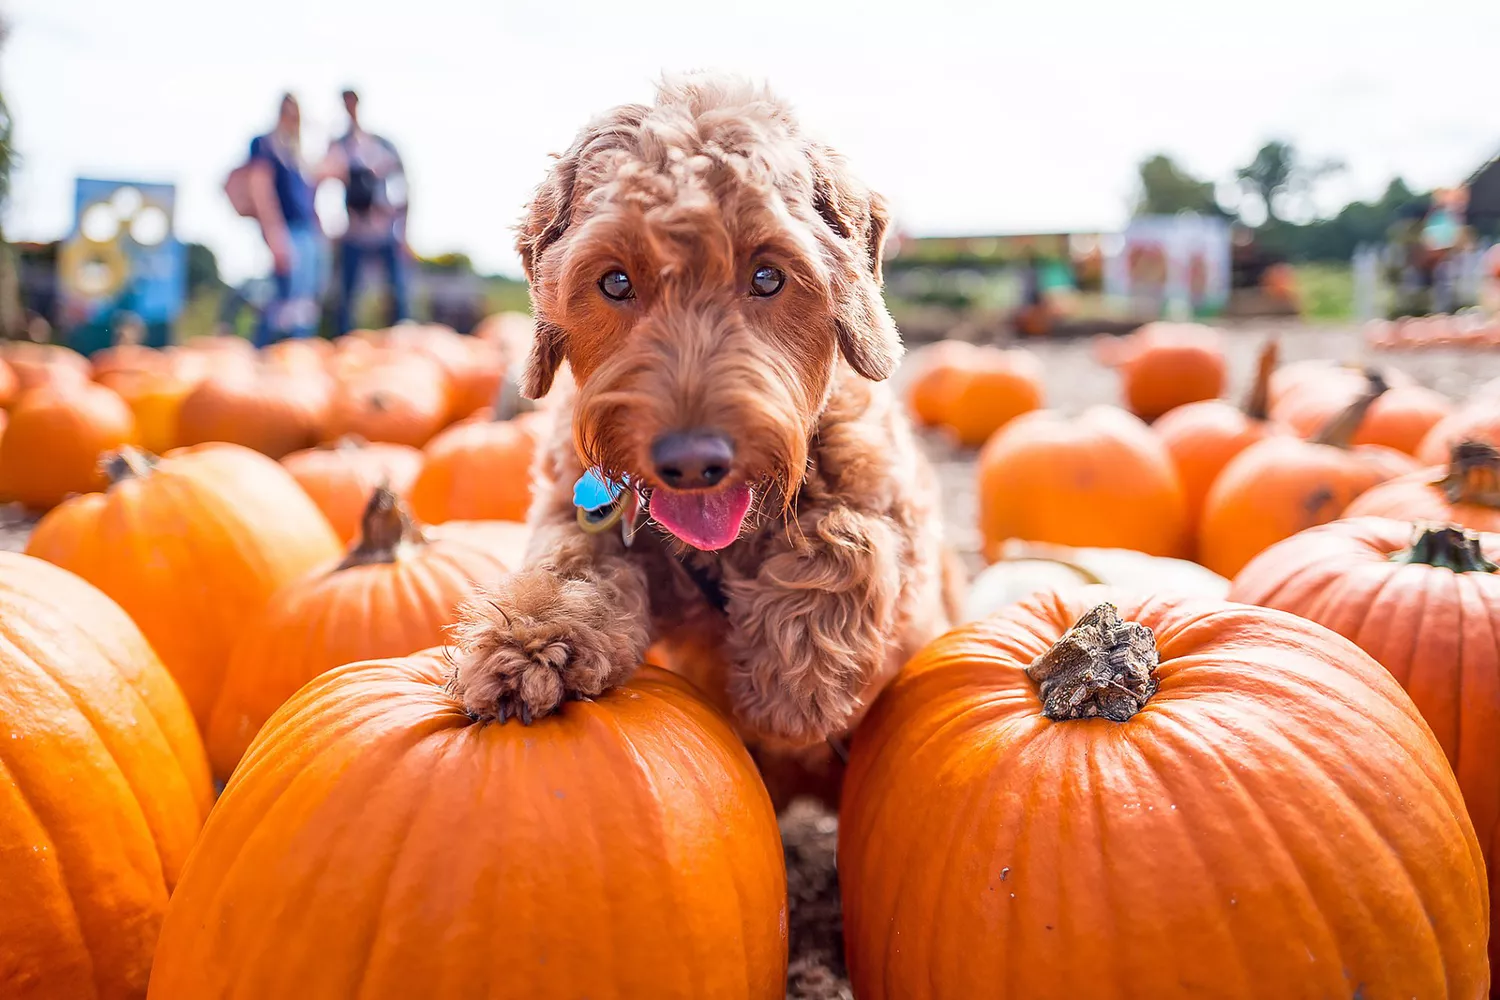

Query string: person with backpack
226 93 323 345
319 89 410 335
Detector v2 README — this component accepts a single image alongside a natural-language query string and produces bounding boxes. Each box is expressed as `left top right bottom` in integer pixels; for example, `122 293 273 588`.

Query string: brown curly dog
451 75 955 756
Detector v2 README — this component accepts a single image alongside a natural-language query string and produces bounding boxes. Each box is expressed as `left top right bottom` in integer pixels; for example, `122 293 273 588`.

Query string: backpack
346 162 380 214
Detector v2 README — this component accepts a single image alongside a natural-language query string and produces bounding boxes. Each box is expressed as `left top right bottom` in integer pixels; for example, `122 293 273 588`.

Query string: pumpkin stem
332 434 370 451
337 486 426 569
1241 338 1278 422
100 446 160 484
1435 440 1500 509
1025 603 1159 722
1394 524 1498 574
1311 369 1388 449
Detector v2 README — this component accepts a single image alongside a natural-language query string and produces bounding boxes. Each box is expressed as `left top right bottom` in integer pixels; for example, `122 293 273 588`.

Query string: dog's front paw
448 571 643 723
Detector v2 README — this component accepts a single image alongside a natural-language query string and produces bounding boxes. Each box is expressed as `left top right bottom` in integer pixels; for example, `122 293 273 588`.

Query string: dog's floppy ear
520 320 567 400
808 144 902 382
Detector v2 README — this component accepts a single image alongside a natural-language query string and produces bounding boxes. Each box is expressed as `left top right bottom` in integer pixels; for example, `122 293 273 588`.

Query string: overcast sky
5 0 1498 282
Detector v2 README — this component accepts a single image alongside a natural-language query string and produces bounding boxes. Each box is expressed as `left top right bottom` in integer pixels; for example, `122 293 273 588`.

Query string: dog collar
574 468 647 546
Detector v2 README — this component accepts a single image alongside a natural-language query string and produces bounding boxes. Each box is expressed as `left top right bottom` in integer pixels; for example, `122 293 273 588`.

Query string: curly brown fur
450 74 954 748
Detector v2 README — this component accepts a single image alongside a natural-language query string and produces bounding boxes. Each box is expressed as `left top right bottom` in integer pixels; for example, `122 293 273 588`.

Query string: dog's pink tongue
651 484 754 551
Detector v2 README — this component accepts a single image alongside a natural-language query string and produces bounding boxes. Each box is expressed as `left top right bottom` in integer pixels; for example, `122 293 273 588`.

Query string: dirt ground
3 322 1497 998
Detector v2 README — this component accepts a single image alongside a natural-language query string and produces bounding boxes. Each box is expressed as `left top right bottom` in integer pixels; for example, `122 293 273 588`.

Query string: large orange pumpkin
205 488 516 779
1418 399 1500 466
323 357 450 447
0 381 138 510
1230 518 1500 980
1100 322 1226 422
25 444 342 729
177 367 332 459
978 406 1189 561
839 592 1488 999
0 552 212 999
281 437 425 544
410 409 545 524
1197 377 1419 577
150 655 788 1000
1344 439 1500 531
1153 338 1280 540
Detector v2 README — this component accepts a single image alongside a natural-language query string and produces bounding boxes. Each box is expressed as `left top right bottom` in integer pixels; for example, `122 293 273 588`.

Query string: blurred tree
1133 154 1226 217
186 242 225 296
1236 140 1344 224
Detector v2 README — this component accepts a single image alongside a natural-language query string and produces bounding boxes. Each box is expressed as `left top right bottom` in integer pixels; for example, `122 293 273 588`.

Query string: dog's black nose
651 431 735 490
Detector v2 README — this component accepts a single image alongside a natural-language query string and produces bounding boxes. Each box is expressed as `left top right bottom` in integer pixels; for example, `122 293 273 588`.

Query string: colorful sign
1103 214 1231 318
57 178 186 352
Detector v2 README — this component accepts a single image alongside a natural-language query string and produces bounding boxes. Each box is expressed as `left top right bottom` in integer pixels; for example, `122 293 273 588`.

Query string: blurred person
320 89 410 335
244 94 323 344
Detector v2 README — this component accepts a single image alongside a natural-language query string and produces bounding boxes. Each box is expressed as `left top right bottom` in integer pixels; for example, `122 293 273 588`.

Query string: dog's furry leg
449 520 651 723
724 506 902 745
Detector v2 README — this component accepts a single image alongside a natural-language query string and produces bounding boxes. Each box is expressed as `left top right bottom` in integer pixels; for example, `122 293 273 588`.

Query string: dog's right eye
598 270 635 301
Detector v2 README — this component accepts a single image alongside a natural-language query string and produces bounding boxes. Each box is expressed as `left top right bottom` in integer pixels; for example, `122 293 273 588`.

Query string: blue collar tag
573 468 627 513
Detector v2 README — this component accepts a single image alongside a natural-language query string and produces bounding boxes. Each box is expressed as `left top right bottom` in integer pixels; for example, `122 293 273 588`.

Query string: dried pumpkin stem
1312 369 1388 449
100 446 160 484
1436 440 1500 509
1395 525 1498 574
337 486 426 569
1026 603 1160 722
1241 338 1278 422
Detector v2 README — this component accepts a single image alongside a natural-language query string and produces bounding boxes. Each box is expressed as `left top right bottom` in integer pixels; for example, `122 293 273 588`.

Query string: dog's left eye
750 265 786 298
598 270 635 301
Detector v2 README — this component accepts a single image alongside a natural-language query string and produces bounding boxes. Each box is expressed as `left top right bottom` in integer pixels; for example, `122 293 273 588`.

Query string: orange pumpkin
1198 377 1420 577
90 343 167 382
281 437 425 544
978 406 1189 561
150 656 787 1000
839 592 1487 999
0 552 212 999
25 444 342 729
904 340 978 428
1350 385 1454 455
1100 322 1227 422
1344 439 1500 531
177 368 332 459
1418 398 1500 465
941 346 1046 447
0 356 17 408
1153 338 1280 540
410 410 545 524
0 381 138 510
205 488 517 779
1230 519 1500 979
323 357 450 447
1270 362 1414 438
100 367 197 455
0 342 90 394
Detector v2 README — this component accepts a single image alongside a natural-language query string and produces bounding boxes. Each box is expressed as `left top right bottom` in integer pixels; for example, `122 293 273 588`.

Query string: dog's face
516 78 901 550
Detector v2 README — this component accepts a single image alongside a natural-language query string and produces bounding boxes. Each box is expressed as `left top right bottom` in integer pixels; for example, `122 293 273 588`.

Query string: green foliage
1256 178 1429 262
1290 263 1355 320
1133 154 1226 218
483 275 532 315
185 243 225 296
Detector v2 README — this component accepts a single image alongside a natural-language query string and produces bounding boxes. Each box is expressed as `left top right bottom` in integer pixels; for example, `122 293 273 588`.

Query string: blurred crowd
226 90 410 345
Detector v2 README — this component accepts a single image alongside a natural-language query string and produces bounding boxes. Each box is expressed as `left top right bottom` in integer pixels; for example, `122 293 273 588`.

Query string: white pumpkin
963 540 1230 623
